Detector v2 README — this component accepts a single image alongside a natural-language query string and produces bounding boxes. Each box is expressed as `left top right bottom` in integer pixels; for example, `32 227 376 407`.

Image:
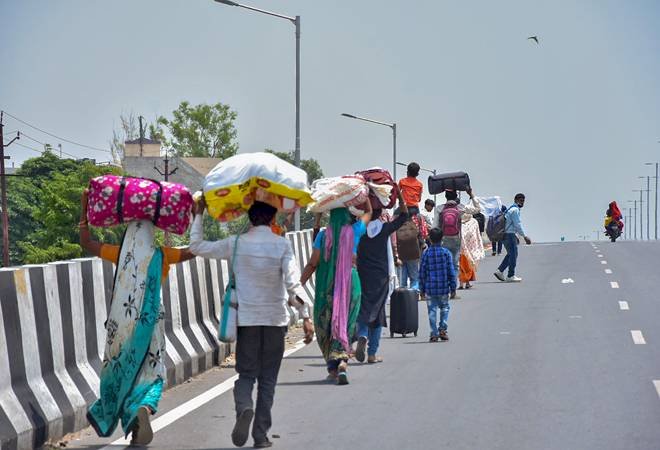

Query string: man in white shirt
190 199 314 449
421 199 435 228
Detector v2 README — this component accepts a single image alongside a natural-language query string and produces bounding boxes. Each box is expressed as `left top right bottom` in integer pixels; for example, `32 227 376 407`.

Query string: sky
1 0 659 242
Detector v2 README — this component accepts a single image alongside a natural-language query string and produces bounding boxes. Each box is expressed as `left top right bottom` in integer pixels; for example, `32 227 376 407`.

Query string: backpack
440 204 461 237
473 212 486 233
488 208 510 242
396 219 421 261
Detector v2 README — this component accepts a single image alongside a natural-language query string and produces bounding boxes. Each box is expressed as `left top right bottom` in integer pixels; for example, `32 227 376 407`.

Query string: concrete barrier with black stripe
0 229 314 450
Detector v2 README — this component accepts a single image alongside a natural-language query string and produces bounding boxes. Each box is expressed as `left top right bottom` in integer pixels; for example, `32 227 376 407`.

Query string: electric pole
139 115 145 157
155 148 177 246
0 112 20 267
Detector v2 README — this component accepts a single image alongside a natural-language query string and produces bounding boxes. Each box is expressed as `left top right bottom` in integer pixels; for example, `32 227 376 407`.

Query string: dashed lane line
601 261 607 265
605 269 613 274
631 330 646 345
598 254 604 258
610 281 620 289
619 301 629 310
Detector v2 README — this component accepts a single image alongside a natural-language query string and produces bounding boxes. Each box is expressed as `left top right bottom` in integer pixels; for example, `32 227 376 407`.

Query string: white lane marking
619 301 629 310
569 315 582 319
631 330 646 345
601 261 607 265
610 282 619 289
499 331 511 335
562 278 575 284
654 380 660 399
605 269 613 274
100 338 315 449
598 254 604 258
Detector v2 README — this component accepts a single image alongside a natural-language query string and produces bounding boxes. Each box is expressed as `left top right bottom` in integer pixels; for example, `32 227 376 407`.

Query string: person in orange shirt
398 162 424 215
79 189 195 447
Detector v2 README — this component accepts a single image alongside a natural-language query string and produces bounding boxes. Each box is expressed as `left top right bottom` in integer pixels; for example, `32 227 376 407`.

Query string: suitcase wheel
390 332 394 338
414 332 418 337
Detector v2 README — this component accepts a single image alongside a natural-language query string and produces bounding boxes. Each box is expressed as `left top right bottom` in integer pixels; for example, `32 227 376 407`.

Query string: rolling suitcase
389 288 419 338
428 171 471 195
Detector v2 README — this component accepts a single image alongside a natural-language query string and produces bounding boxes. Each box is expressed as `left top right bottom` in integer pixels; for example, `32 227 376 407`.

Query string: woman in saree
79 189 195 446
301 203 371 385
458 213 485 289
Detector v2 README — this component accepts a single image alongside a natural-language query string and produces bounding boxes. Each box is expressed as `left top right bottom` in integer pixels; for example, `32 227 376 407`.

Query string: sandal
367 355 383 364
337 361 349 385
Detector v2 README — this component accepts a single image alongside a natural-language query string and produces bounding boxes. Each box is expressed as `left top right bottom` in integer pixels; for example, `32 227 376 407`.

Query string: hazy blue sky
2 1 659 241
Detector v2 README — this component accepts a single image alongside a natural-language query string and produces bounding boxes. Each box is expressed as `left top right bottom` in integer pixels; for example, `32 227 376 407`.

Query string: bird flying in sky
527 36 539 44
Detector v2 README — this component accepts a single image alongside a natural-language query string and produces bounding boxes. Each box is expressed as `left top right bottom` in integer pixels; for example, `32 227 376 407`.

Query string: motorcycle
605 222 621 242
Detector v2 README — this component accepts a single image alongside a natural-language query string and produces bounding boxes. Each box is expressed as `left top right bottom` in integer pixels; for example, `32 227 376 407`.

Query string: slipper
231 408 254 447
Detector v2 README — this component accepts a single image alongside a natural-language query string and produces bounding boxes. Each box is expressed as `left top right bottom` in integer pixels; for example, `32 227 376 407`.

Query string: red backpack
440 204 461 237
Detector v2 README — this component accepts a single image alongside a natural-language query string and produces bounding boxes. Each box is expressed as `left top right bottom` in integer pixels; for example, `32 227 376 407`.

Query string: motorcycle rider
604 201 624 241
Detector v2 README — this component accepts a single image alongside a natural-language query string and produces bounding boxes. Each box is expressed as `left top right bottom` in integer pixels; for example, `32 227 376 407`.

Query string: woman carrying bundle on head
79 183 195 447
301 202 372 385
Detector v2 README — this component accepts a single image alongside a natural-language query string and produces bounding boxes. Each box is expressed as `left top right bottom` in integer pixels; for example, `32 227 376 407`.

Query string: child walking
419 228 457 342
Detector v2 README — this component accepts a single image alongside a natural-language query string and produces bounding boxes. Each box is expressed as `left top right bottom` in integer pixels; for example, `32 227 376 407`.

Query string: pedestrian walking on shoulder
494 193 532 283
190 199 314 449
300 204 372 385
420 228 456 342
487 206 507 256
433 189 481 293
356 191 409 364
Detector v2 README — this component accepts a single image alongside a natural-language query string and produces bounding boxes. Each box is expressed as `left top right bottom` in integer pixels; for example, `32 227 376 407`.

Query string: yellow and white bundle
203 152 313 222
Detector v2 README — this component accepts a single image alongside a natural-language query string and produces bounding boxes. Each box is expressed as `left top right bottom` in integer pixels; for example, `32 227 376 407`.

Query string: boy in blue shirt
419 228 457 342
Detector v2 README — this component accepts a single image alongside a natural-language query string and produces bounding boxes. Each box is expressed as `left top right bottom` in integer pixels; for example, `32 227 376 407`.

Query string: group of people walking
78 161 532 449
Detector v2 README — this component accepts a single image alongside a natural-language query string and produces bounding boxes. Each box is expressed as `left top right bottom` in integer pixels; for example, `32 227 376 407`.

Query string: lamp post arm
214 0 296 22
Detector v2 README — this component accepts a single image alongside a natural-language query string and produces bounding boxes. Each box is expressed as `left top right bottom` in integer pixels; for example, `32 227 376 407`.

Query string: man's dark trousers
234 326 287 442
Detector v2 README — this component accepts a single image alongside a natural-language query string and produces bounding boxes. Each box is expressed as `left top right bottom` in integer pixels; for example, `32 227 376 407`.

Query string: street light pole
213 0 301 230
628 200 637 240
639 176 651 240
645 162 658 239
341 113 397 179
633 190 644 239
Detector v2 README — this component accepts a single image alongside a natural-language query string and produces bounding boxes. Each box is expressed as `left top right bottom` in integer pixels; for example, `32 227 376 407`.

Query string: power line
15 142 47 155
2 110 112 154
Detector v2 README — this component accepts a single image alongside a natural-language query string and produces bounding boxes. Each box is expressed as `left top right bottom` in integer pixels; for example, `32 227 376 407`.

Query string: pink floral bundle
87 175 193 235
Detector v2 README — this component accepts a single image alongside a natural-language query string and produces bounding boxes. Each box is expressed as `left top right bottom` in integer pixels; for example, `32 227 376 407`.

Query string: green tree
150 101 239 159
1 152 124 265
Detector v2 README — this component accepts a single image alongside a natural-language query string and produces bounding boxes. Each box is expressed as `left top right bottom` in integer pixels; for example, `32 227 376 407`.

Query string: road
68 241 660 450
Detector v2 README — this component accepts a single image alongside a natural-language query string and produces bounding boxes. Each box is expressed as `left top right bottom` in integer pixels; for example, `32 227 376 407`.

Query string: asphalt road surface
68 241 660 450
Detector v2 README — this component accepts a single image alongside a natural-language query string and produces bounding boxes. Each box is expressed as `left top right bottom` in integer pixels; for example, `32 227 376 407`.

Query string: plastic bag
203 152 313 222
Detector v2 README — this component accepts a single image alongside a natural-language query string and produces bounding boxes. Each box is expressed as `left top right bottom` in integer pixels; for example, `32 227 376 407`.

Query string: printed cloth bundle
356 167 399 210
203 152 313 222
87 175 193 235
308 175 370 213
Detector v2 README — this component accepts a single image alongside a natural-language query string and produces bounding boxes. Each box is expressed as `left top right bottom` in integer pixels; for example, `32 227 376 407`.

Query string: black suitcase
428 171 471 195
389 288 419 338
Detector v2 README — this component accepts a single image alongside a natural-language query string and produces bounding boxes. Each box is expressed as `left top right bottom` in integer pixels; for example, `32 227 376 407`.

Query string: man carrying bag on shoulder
190 198 314 449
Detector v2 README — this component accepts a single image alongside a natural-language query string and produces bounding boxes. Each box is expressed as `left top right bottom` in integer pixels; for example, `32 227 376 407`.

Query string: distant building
122 138 221 191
